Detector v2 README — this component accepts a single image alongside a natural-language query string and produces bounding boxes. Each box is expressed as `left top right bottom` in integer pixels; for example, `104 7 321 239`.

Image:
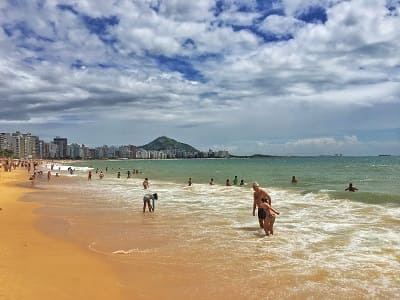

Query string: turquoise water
74 156 400 205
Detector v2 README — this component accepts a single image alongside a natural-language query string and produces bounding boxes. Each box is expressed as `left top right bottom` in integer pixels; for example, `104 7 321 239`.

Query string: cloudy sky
1 0 399 155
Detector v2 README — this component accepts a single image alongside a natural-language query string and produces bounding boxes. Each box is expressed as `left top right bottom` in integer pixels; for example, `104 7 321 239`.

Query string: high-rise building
128 145 136 159
22 133 39 159
1 131 39 159
68 143 81 159
0 133 13 151
53 137 68 158
38 140 47 159
48 143 58 159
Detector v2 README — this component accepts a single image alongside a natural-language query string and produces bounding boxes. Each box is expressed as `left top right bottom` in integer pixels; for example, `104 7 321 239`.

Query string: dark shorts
258 208 266 219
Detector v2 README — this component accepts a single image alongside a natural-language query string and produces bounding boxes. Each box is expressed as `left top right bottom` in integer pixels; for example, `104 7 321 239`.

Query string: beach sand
0 169 249 300
0 169 122 300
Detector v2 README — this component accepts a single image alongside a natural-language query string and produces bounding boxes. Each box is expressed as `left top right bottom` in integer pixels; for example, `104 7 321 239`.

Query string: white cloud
296 0 400 52
288 137 339 147
0 0 399 154
218 10 260 26
258 15 304 37
156 0 215 21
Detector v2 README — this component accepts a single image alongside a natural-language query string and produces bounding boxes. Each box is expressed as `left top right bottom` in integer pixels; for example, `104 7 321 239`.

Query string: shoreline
2 162 399 299
24 173 252 299
0 168 123 300
2 168 253 299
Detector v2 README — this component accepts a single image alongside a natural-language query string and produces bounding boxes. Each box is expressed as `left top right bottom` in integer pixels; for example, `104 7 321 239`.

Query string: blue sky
0 0 399 155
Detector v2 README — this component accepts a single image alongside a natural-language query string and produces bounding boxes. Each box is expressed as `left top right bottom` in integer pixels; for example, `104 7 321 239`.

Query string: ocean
34 156 400 298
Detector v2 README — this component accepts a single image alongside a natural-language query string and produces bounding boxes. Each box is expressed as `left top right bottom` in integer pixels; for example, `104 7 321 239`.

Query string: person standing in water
143 178 149 189
143 194 153 213
151 193 158 212
252 182 280 236
233 175 238 185
188 177 192 186
345 183 358 192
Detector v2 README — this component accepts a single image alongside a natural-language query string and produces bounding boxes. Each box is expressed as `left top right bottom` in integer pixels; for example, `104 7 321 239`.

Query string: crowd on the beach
0 159 44 179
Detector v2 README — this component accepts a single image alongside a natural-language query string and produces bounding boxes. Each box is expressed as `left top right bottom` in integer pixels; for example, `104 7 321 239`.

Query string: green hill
139 136 199 152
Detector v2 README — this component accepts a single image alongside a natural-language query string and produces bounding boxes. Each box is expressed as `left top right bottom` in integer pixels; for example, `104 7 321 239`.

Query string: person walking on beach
88 171 92 181
47 170 51 181
252 182 280 236
143 178 149 189
345 183 358 192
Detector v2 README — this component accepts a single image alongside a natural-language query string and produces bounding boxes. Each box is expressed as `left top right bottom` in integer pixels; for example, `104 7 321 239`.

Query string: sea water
37 157 400 298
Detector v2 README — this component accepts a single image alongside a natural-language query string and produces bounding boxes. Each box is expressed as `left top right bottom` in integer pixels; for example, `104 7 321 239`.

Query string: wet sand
24 178 252 299
0 169 122 300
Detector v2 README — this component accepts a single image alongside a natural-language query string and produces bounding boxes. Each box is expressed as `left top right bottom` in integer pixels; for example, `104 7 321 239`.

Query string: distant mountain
139 136 199 152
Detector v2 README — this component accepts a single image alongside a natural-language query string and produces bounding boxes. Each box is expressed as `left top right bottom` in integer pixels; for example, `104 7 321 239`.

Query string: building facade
53 137 68 159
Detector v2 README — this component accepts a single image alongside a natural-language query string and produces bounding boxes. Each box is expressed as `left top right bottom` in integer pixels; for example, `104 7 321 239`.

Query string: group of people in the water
86 169 358 238
224 175 245 186
187 175 245 187
291 175 359 192
37 164 359 238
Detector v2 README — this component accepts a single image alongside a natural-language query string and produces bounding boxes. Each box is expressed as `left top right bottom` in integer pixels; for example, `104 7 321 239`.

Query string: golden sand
0 169 122 300
0 169 239 300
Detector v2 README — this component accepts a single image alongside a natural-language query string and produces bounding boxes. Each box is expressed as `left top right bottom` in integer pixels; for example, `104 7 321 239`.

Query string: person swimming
345 183 358 192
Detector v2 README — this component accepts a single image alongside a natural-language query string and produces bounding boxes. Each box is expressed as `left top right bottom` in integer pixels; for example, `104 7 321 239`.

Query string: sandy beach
1 167 248 300
0 169 122 300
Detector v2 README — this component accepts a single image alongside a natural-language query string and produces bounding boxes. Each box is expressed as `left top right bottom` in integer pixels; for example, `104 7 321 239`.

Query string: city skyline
0 1 399 156
0 131 230 159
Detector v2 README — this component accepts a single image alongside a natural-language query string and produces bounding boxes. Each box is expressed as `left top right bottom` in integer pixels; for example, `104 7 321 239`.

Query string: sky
0 0 399 156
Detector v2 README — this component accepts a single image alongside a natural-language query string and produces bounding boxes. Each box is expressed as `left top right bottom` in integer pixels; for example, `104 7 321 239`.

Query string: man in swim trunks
252 182 280 236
